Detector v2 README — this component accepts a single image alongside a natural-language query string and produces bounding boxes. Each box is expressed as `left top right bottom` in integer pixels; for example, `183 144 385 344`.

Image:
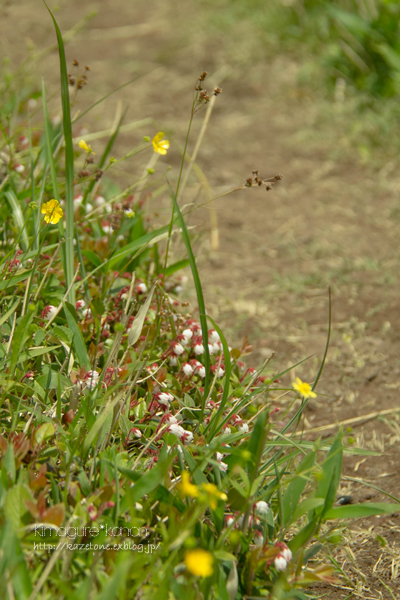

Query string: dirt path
2 0 400 596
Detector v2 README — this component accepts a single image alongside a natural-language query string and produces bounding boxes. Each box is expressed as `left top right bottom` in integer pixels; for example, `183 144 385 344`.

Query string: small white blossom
74 194 83 209
274 555 287 572
218 461 228 472
169 356 178 366
85 203 94 214
137 283 147 294
182 329 193 343
194 343 204 355
157 392 173 406
102 224 113 234
166 414 178 425
238 423 249 433
181 429 194 443
281 547 292 563
182 363 193 376
254 531 264 547
225 516 235 527
196 365 206 378
172 342 185 356
209 330 220 344
42 305 57 320
254 501 269 516
169 424 185 439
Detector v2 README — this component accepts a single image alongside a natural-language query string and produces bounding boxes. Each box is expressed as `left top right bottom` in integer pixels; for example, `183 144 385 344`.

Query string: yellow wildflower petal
178 471 200 498
185 549 214 577
152 131 169 155
41 199 64 225
78 139 95 155
292 377 317 399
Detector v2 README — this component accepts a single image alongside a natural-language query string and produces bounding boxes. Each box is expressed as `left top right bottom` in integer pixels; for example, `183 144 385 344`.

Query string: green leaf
82 249 103 270
247 410 268 481
4 484 33 530
169 184 210 402
78 470 92 497
42 79 60 203
16 345 61 364
0 520 33 598
35 422 55 444
292 498 325 522
119 445 173 502
83 394 122 455
34 329 46 346
282 450 316 527
5 191 29 252
45 2 75 303
214 550 236 562
128 283 156 346
0 270 32 292
162 259 190 277
108 226 169 270
316 431 343 518
3 444 16 484
324 502 400 520
0 299 20 328
9 312 33 373
64 303 90 369
51 325 73 343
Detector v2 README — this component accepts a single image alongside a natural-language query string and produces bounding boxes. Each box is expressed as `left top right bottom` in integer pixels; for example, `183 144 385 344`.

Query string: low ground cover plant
0 8 399 600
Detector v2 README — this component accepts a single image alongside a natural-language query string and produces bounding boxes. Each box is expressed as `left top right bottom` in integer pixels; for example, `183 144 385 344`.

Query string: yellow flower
152 132 169 155
78 139 95 155
41 199 64 225
185 549 214 577
178 471 199 498
292 377 317 399
201 482 227 510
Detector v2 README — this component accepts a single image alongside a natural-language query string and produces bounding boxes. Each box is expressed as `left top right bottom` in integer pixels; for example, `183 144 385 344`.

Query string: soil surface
1 0 400 597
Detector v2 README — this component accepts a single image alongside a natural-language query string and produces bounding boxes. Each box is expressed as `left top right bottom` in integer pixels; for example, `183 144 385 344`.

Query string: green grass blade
9 312 34 374
324 502 400 520
5 191 29 252
312 287 331 392
45 2 75 304
41 79 60 204
63 303 90 369
168 183 210 404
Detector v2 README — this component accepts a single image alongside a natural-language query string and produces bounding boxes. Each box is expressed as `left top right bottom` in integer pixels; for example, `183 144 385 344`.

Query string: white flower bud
274 555 287 572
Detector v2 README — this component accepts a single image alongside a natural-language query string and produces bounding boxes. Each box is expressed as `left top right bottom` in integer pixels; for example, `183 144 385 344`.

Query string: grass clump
1 9 400 600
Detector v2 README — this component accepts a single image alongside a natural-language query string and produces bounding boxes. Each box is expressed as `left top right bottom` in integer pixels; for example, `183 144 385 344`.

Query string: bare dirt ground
1 0 400 597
